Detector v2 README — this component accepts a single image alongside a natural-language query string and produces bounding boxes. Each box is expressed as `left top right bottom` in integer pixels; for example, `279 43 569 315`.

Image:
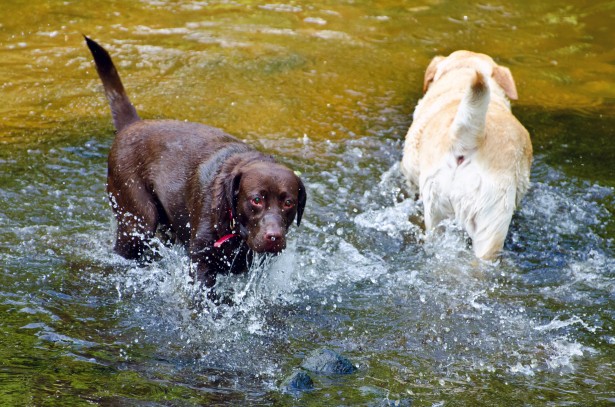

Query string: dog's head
422 50 518 100
226 161 306 254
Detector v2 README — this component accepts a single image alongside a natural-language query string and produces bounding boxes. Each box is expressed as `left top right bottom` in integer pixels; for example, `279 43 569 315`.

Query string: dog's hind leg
109 184 159 260
470 216 510 260
467 187 516 260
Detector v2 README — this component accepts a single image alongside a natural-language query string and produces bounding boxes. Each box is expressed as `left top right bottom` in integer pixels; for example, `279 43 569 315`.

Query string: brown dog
85 37 306 299
401 51 532 259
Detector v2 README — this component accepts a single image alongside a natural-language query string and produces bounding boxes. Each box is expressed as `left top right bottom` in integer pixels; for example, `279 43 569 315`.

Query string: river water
1 1 614 405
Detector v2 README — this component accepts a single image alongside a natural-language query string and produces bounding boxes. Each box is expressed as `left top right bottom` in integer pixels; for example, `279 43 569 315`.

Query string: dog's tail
450 70 490 157
84 36 140 132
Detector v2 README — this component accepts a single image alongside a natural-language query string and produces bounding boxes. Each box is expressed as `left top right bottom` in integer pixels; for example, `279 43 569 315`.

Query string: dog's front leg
190 249 234 306
190 250 216 291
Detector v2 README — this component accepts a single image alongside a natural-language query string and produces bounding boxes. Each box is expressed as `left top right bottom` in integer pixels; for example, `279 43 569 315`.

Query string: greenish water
1 1 614 406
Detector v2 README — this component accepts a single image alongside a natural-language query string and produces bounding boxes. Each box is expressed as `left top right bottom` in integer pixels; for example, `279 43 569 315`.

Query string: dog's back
85 37 306 283
402 51 532 259
85 36 250 256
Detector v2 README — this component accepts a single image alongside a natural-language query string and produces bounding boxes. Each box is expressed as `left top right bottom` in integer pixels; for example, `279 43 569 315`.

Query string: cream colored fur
401 50 533 259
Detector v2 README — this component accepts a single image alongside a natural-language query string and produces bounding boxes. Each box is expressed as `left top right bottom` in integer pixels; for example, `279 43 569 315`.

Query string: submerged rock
301 348 357 375
282 370 314 393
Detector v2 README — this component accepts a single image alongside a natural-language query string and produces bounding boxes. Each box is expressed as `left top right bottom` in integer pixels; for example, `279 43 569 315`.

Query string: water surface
1 1 614 405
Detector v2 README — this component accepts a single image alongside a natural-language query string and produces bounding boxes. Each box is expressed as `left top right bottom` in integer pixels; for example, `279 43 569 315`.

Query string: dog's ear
492 65 518 100
423 56 444 93
296 177 307 227
227 172 242 221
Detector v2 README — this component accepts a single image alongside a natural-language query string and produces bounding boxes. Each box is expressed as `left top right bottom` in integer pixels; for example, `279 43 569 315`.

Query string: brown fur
85 37 306 299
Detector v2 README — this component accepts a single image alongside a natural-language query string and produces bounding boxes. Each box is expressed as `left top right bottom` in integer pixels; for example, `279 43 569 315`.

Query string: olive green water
1 1 614 406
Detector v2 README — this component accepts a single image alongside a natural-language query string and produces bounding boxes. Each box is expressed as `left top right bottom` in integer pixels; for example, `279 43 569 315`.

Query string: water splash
73 153 613 395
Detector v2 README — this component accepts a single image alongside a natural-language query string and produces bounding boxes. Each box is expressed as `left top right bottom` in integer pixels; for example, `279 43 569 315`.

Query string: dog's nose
259 213 286 252
262 229 286 253
265 230 283 242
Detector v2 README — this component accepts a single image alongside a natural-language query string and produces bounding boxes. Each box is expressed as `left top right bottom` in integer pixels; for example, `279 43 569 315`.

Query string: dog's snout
256 214 286 252
263 215 285 242
261 228 286 253
262 212 284 229
265 229 283 242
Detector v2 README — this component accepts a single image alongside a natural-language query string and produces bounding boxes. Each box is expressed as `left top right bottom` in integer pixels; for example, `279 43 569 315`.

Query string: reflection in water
1 0 614 405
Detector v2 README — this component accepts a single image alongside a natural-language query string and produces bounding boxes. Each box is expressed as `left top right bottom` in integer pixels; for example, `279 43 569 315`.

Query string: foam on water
345 160 611 378
354 198 423 240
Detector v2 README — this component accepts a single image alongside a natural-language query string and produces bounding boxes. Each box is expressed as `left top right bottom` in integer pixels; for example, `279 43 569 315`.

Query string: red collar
213 210 239 248
213 233 237 248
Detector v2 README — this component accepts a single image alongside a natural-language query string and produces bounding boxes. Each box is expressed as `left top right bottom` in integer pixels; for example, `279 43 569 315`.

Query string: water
1 1 614 405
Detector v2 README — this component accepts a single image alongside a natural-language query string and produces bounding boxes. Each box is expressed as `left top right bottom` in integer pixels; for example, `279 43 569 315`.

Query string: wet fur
85 36 306 297
401 50 532 259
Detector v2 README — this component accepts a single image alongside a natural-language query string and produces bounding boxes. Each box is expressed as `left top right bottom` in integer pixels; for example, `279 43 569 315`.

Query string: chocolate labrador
85 37 306 301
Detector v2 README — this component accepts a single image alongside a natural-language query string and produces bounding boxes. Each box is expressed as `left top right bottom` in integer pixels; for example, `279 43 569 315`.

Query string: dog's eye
251 197 263 206
283 199 294 208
